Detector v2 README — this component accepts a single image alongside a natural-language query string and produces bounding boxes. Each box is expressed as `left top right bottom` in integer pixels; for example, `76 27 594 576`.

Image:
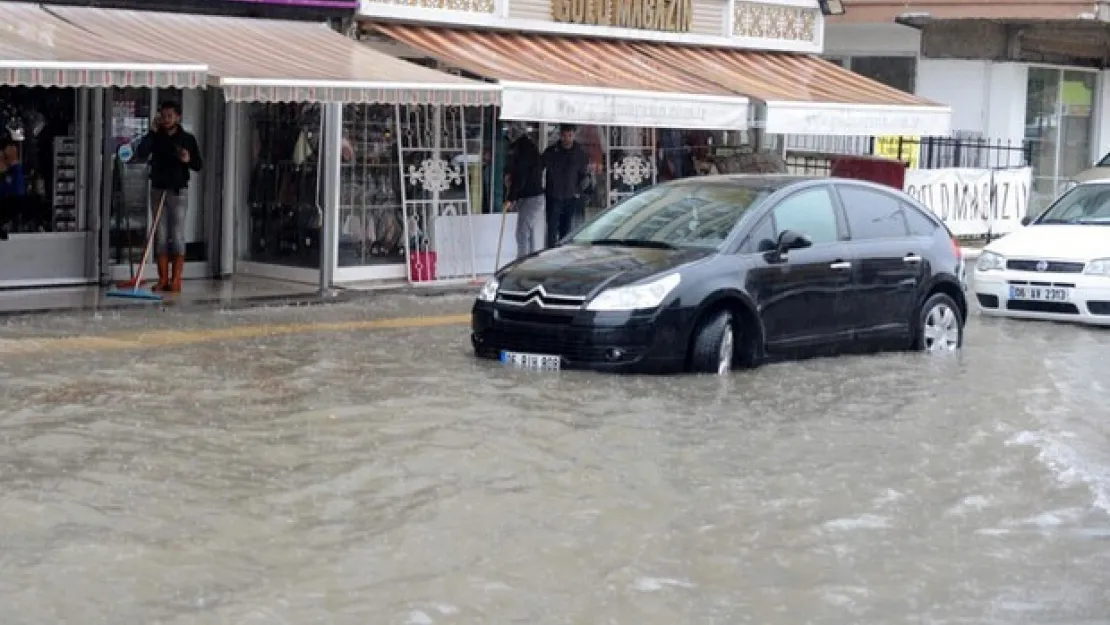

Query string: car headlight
975 251 1005 272
586 273 681 312
477 277 499 302
1084 258 1110 276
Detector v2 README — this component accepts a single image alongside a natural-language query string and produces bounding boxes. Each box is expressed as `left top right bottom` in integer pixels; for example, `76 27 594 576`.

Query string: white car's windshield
1037 184 1110 225
572 182 775 249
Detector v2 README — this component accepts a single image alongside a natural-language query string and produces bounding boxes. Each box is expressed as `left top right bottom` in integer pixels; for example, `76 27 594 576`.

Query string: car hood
986 224 1110 261
499 244 713 297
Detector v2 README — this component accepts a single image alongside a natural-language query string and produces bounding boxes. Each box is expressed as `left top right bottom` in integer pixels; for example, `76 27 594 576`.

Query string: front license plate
500 350 562 371
1009 285 1071 302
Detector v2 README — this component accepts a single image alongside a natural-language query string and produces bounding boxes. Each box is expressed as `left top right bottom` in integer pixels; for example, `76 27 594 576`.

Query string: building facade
818 1 1110 212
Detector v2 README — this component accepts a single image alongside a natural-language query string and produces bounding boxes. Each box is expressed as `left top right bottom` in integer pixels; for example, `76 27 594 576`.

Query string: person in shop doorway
0 138 27 240
131 101 203 293
504 125 545 258
542 124 590 247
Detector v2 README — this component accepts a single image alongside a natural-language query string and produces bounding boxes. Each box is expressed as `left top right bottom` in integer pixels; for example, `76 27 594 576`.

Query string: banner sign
903 167 1032 238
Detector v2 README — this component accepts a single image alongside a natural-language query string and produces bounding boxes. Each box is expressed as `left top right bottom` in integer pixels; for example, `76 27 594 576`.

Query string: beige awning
53 6 498 105
0 2 205 88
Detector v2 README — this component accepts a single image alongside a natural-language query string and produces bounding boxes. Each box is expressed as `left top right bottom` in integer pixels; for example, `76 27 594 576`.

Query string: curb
0 289 367 319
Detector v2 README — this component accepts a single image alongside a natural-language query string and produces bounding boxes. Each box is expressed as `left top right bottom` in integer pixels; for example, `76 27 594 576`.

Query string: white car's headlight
586 273 681 312
477 277 499 302
975 251 1005 272
1084 258 1110 276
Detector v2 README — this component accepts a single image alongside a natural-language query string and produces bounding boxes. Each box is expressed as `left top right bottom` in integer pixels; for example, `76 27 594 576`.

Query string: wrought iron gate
395 104 481 283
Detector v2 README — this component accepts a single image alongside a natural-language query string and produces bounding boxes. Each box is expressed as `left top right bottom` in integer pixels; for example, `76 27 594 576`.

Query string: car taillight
952 237 962 258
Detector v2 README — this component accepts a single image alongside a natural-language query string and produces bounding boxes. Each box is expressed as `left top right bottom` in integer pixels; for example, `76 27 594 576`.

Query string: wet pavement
1 291 1108 624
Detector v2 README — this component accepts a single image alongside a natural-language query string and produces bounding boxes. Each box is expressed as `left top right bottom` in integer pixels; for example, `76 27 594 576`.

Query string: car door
743 185 854 349
833 184 927 338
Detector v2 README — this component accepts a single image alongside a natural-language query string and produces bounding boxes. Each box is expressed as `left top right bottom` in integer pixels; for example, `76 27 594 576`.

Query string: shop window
243 103 322 269
1024 67 1096 211
338 104 404 268
0 87 79 235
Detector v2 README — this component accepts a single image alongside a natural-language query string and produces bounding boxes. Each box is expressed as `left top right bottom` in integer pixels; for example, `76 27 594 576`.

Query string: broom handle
494 201 509 273
133 191 166 286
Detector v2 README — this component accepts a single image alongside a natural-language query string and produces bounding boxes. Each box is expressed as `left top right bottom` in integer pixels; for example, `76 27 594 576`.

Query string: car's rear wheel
915 292 963 352
690 310 736 375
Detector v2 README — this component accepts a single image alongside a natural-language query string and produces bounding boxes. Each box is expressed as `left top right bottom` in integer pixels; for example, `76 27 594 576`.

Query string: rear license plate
1009 285 1071 302
500 350 561 371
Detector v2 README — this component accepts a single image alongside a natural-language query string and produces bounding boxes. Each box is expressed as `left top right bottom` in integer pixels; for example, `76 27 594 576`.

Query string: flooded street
1 294 1108 624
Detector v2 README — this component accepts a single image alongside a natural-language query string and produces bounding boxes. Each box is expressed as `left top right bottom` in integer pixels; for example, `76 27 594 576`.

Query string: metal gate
394 104 481 283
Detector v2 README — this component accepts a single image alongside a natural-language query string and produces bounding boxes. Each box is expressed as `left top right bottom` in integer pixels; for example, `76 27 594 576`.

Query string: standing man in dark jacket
504 126 546 258
542 124 590 247
131 100 203 293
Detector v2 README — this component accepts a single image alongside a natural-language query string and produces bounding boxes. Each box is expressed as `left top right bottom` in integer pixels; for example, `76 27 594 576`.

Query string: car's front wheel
690 310 736 375
914 293 964 352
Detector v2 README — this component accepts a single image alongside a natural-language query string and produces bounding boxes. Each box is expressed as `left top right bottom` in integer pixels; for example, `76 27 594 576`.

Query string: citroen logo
1036 260 1049 272
521 285 548 308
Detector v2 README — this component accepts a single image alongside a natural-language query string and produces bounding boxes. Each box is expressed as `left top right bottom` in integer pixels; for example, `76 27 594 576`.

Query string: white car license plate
1009 285 1071 302
500 350 561 371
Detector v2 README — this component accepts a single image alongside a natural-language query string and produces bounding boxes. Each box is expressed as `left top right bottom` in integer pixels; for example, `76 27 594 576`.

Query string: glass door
1024 67 1097 213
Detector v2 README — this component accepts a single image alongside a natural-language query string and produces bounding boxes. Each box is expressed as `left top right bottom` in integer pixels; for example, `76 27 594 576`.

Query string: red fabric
409 251 437 282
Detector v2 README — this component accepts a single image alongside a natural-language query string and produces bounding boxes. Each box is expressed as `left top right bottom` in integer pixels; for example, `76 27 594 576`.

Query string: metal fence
783 135 1032 175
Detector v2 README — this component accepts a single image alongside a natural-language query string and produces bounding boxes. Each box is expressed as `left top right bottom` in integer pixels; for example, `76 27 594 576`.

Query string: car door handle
830 261 852 270
903 254 923 263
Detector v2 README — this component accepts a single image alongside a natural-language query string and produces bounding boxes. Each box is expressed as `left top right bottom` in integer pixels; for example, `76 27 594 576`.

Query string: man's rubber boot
170 255 185 293
153 255 170 292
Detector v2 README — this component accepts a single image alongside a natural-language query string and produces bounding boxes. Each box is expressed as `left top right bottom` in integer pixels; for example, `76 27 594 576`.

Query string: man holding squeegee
131 100 203 293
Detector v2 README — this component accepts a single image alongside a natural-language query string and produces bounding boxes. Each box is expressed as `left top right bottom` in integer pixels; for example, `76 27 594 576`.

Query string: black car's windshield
571 182 775 249
1036 184 1110 225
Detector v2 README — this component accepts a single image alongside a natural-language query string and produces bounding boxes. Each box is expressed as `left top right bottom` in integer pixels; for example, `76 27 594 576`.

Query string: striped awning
373 25 751 131
52 6 498 106
632 44 951 137
0 2 205 88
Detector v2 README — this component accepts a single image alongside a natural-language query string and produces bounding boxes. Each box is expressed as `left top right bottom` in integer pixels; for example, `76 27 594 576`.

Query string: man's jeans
152 188 186 256
514 195 545 258
546 196 581 248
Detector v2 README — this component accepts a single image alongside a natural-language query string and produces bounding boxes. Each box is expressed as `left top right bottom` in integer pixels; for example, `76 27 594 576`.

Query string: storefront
0 1 206 289
337 0 951 285
1 0 500 291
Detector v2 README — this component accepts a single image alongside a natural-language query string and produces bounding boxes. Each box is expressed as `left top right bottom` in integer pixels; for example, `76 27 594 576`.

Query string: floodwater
0 295 1108 624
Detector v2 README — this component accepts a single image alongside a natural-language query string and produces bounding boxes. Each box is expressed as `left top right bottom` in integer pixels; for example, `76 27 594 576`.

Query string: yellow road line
0 313 471 357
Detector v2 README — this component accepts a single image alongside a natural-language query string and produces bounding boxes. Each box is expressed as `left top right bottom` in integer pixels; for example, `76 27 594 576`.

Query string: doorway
104 87 214 283
1024 67 1097 211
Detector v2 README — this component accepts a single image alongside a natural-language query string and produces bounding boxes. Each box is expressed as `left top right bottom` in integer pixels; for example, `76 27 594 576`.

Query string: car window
739 215 776 254
902 202 939 236
837 186 910 239
571 182 777 249
1036 184 1110 224
770 187 839 245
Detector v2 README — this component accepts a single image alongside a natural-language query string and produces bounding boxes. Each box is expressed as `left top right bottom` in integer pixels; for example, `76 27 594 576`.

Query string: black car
472 175 967 374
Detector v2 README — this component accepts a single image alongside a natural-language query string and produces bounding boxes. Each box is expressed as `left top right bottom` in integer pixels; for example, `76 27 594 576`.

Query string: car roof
664 174 819 189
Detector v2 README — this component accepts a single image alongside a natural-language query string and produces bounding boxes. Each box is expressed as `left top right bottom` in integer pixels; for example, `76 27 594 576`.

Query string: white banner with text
903 167 1032 238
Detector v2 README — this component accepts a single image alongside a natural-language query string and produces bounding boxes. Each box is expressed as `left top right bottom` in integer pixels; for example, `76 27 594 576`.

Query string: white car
973 181 1110 325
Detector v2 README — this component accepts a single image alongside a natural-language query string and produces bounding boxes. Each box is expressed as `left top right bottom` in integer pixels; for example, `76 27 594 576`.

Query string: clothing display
338 104 405 267
0 88 77 234
246 102 323 269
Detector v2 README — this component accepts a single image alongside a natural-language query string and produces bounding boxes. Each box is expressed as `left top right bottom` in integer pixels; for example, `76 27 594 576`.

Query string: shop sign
903 167 1031 237
874 135 920 169
551 0 693 33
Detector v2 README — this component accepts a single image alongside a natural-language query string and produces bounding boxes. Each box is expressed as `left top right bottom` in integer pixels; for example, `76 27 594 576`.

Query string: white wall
823 23 919 56
916 59 1026 143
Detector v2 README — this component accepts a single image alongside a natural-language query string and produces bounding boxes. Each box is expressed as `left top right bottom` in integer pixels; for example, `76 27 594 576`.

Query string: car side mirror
777 229 812 254
1020 215 1032 226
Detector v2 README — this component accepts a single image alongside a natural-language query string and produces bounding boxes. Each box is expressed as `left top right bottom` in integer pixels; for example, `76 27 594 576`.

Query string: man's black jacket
133 125 203 192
